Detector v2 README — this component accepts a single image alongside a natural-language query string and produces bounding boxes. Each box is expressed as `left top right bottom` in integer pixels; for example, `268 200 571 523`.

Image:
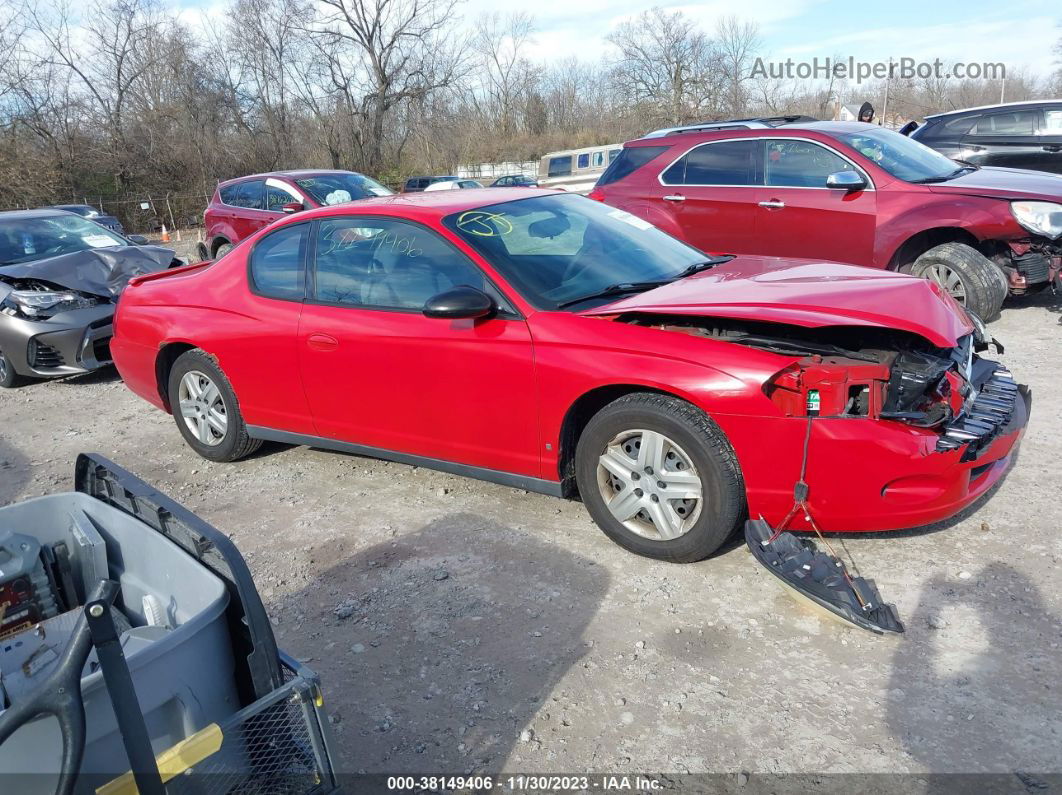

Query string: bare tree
715 16 760 117
307 0 467 173
472 12 538 137
606 8 721 126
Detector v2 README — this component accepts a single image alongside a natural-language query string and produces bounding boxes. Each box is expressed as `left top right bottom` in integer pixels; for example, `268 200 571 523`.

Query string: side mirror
281 202 303 214
127 234 149 245
826 170 868 191
423 286 495 320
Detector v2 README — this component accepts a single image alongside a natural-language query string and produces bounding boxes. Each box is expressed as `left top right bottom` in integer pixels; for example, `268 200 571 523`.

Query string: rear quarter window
219 184 240 205
249 223 307 299
597 146 669 186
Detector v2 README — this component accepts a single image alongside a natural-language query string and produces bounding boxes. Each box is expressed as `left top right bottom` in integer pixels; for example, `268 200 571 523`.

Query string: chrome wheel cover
596 429 704 541
178 370 228 446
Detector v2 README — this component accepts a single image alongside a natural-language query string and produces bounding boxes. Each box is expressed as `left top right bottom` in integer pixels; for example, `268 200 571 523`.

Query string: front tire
909 242 1004 319
575 393 745 562
213 242 234 259
0 349 28 388
167 350 261 461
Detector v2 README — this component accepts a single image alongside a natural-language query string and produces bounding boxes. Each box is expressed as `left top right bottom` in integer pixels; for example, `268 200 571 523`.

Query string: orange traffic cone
161 224 171 243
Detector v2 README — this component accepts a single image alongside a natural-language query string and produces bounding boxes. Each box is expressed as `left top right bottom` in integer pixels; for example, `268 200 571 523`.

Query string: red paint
112 189 1025 535
595 123 1046 275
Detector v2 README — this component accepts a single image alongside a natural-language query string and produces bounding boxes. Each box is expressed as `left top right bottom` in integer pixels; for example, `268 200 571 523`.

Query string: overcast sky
178 0 1059 78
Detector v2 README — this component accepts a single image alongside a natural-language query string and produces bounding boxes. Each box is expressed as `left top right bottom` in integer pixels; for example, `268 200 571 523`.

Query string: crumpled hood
926 166 1062 201
581 257 973 348
0 245 174 298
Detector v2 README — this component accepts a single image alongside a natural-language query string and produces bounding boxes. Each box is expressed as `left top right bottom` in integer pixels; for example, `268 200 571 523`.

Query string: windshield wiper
672 256 733 279
909 166 974 184
557 257 734 310
557 281 670 309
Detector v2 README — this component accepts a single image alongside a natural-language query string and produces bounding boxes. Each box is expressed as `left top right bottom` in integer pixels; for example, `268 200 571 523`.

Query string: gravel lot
1 289 1059 787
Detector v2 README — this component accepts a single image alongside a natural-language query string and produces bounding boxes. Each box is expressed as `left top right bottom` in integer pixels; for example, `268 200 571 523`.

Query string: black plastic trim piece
246 426 565 497
74 454 283 703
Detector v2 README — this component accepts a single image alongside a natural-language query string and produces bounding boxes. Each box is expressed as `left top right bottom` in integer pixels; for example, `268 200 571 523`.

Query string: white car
423 179 484 191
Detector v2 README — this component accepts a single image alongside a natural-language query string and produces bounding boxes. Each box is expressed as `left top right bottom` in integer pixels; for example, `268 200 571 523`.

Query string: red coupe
111 189 1029 562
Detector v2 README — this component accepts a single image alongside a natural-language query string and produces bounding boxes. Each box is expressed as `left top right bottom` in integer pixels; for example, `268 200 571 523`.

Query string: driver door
297 216 540 476
757 139 877 266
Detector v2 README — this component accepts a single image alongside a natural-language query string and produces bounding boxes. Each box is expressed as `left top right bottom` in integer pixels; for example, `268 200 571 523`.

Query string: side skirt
246 426 565 498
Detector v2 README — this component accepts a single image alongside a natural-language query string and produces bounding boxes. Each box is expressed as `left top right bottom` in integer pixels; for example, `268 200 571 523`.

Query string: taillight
587 188 606 202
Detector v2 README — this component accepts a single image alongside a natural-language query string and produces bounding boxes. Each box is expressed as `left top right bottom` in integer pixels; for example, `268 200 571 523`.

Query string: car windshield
293 173 393 206
0 214 128 265
836 127 966 182
443 193 710 310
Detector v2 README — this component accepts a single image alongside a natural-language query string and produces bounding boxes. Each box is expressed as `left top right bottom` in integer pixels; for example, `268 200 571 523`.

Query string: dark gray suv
905 101 1062 175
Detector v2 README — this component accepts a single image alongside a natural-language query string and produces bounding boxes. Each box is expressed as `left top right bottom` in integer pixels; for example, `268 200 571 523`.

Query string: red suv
591 119 1062 320
201 170 391 259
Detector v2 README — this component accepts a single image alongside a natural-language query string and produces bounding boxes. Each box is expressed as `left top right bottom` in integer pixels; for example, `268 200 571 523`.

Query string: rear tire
0 349 28 388
575 393 745 562
909 242 1004 320
167 350 261 462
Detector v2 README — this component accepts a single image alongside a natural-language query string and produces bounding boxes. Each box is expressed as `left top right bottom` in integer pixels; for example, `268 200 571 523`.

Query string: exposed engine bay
623 314 1025 462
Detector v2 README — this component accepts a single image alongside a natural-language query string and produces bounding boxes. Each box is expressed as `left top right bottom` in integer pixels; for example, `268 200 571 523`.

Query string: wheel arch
887 227 981 272
155 341 199 412
557 383 700 496
209 235 232 257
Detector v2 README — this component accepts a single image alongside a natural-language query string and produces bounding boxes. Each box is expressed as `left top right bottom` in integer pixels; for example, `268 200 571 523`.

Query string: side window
577 153 590 169
218 184 239 205
233 180 265 209
249 223 306 299
266 185 298 212
608 148 621 162
313 218 486 310
661 140 759 186
548 156 572 177
765 140 853 188
1042 110 1062 134
972 111 1037 136
591 151 605 168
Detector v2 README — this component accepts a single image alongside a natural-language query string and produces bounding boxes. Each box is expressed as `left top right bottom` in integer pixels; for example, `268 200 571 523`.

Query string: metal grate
182 670 332 794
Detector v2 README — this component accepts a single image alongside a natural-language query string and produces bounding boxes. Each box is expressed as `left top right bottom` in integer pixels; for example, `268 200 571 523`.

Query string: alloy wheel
0 352 8 383
596 429 704 541
178 370 228 446
924 262 967 304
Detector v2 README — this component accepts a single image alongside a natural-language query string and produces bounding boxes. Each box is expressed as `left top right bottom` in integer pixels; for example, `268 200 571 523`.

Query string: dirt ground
1 290 1060 789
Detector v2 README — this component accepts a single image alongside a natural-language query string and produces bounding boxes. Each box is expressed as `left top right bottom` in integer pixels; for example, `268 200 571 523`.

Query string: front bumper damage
0 304 116 378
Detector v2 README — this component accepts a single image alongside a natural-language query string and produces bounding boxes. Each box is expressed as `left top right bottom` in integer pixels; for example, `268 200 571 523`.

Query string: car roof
924 99 1060 120
0 208 78 220
288 187 561 221
628 120 869 146
218 169 361 186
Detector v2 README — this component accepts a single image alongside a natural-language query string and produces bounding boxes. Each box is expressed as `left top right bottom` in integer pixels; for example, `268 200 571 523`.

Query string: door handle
307 333 339 352
662 194 685 202
758 200 785 209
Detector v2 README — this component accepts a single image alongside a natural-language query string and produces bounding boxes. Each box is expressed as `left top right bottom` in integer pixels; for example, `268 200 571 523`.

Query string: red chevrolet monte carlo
111 189 1029 562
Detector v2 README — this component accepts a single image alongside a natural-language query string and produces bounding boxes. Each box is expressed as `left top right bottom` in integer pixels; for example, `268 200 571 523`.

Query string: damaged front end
625 315 1027 464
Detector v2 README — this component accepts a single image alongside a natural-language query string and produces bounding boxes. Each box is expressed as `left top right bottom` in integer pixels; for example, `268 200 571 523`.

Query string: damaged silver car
0 210 176 388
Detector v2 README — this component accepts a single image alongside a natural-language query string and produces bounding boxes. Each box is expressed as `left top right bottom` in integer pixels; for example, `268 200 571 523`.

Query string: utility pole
1000 78 1006 104
881 58 892 127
